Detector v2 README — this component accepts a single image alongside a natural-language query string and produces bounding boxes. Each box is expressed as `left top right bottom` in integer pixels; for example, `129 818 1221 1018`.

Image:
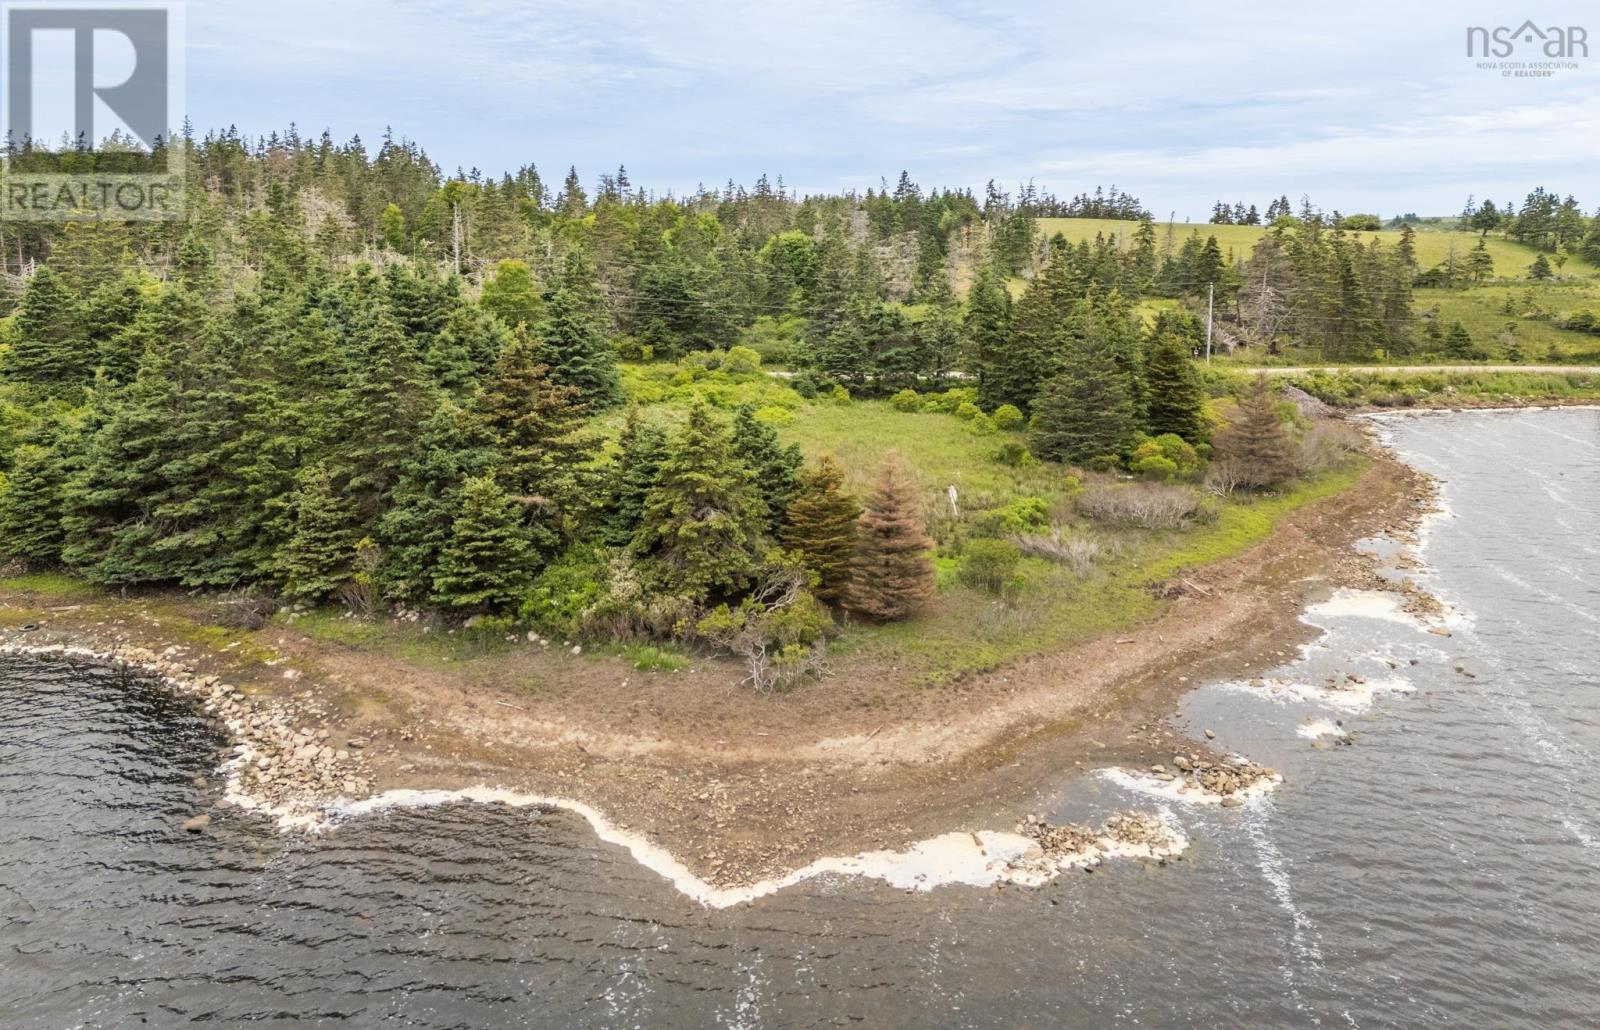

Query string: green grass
1416 282 1600 362
1278 368 1600 408
0 572 101 598
617 643 689 673
1036 217 1600 277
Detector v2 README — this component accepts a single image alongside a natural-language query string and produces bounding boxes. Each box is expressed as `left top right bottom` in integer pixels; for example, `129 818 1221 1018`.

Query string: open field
1037 217 1600 277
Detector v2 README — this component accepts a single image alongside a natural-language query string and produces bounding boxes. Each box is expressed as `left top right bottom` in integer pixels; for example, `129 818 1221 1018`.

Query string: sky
172 0 1598 219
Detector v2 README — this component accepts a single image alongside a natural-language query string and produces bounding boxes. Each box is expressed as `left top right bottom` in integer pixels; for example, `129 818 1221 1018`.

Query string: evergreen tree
1144 331 1207 442
378 400 498 602
425 303 511 397
0 442 67 564
535 255 622 408
601 408 669 547
964 266 1013 408
846 452 934 621
780 455 861 605
633 403 765 602
277 465 362 600
473 331 599 555
1213 375 1297 488
1029 339 1138 465
731 404 804 535
5 269 91 390
431 474 536 611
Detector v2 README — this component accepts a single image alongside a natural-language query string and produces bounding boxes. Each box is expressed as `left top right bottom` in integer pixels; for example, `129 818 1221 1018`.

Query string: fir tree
633 403 765 602
0 442 67 564
1144 331 1207 442
780 455 861 605
601 408 669 547
1029 340 1137 465
277 465 362 600
535 254 622 408
846 452 934 621
425 303 511 397
1213 375 1297 488
731 404 803 535
430 474 536 611
472 331 598 555
5 268 91 390
378 400 499 602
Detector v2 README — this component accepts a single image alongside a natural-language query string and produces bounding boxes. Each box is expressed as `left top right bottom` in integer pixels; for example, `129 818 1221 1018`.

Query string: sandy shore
0 445 1435 893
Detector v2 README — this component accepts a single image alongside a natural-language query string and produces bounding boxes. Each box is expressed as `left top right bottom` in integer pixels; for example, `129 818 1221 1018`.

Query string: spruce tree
1213 375 1297 488
472 331 598 555
535 254 621 408
5 269 91 390
277 465 362 600
731 404 803 536
1144 331 1207 443
633 403 765 602
0 442 66 565
430 474 536 611
379 400 499 602
1029 340 1138 465
964 266 1014 410
425 303 511 397
479 259 543 331
601 408 669 547
780 455 861 605
846 452 934 621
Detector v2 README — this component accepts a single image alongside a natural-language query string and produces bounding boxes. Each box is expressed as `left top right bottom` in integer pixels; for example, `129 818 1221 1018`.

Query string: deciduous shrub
958 538 1023 595
891 388 922 412
1130 433 1203 481
977 495 1051 535
1077 482 1208 530
993 441 1036 467
1297 421 1366 474
1013 529 1100 578
954 400 982 421
991 404 1025 432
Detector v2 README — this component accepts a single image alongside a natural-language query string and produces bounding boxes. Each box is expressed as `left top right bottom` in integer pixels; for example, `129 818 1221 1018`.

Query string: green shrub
991 404 1025 432
519 546 608 637
1131 454 1179 481
954 400 982 421
790 372 820 399
890 388 923 412
723 345 762 374
978 496 1051 535
830 383 851 405
993 441 1036 467
966 412 996 434
1130 433 1203 480
958 538 1024 595
925 387 977 413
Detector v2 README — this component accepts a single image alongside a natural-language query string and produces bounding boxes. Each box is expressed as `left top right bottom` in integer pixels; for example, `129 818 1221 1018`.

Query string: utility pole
1205 282 1215 362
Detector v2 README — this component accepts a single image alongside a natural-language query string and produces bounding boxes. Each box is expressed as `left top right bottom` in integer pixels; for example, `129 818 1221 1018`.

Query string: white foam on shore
1296 719 1347 741
1303 589 1421 627
331 787 1186 907
1218 674 1415 714
1099 766 1281 807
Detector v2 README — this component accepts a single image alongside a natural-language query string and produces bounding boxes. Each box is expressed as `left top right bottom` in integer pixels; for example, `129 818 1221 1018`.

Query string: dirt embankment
0 449 1432 883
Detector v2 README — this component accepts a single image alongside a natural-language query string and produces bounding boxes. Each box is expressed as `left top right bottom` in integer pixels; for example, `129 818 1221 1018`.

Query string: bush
977 496 1051 535
739 314 807 363
1077 482 1206 530
1129 433 1203 480
954 400 982 421
830 383 851 405
993 441 1036 467
520 545 608 638
958 538 1023 595
925 387 977 413
1013 529 1100 578
790 372 821 399
966 412 996 434
722 345 763 375
991 404 1025 432
1297 421 1366 474
890 388 923 412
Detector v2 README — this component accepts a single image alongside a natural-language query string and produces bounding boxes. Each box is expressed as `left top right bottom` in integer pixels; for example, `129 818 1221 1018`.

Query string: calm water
3 408 1598 1028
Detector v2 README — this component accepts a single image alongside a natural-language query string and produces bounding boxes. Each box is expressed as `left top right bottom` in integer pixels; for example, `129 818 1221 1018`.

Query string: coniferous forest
0 129 1527 687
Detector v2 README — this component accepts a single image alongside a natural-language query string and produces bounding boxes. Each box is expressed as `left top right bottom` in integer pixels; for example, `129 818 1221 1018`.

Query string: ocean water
2 407 1598 1028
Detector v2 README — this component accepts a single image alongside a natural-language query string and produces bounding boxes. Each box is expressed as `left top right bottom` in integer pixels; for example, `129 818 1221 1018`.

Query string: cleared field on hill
1036 218 1600 278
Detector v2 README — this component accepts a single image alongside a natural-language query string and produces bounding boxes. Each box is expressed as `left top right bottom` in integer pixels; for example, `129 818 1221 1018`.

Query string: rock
1428 627 1452 637
1204 729 1216 740
181 814 211 832
1220 798 1243 809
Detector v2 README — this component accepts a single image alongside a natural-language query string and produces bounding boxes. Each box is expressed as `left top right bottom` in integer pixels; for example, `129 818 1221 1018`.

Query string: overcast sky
180 0 1599 219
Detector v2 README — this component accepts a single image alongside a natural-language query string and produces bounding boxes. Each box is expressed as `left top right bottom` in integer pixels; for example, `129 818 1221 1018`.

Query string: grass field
1036 218 1600 278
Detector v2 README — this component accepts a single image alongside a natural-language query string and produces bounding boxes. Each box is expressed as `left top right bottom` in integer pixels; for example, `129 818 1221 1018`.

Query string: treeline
1459 188 1600 261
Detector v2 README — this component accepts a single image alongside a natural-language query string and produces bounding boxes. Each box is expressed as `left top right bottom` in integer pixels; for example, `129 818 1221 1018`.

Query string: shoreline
0 443 1438 899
